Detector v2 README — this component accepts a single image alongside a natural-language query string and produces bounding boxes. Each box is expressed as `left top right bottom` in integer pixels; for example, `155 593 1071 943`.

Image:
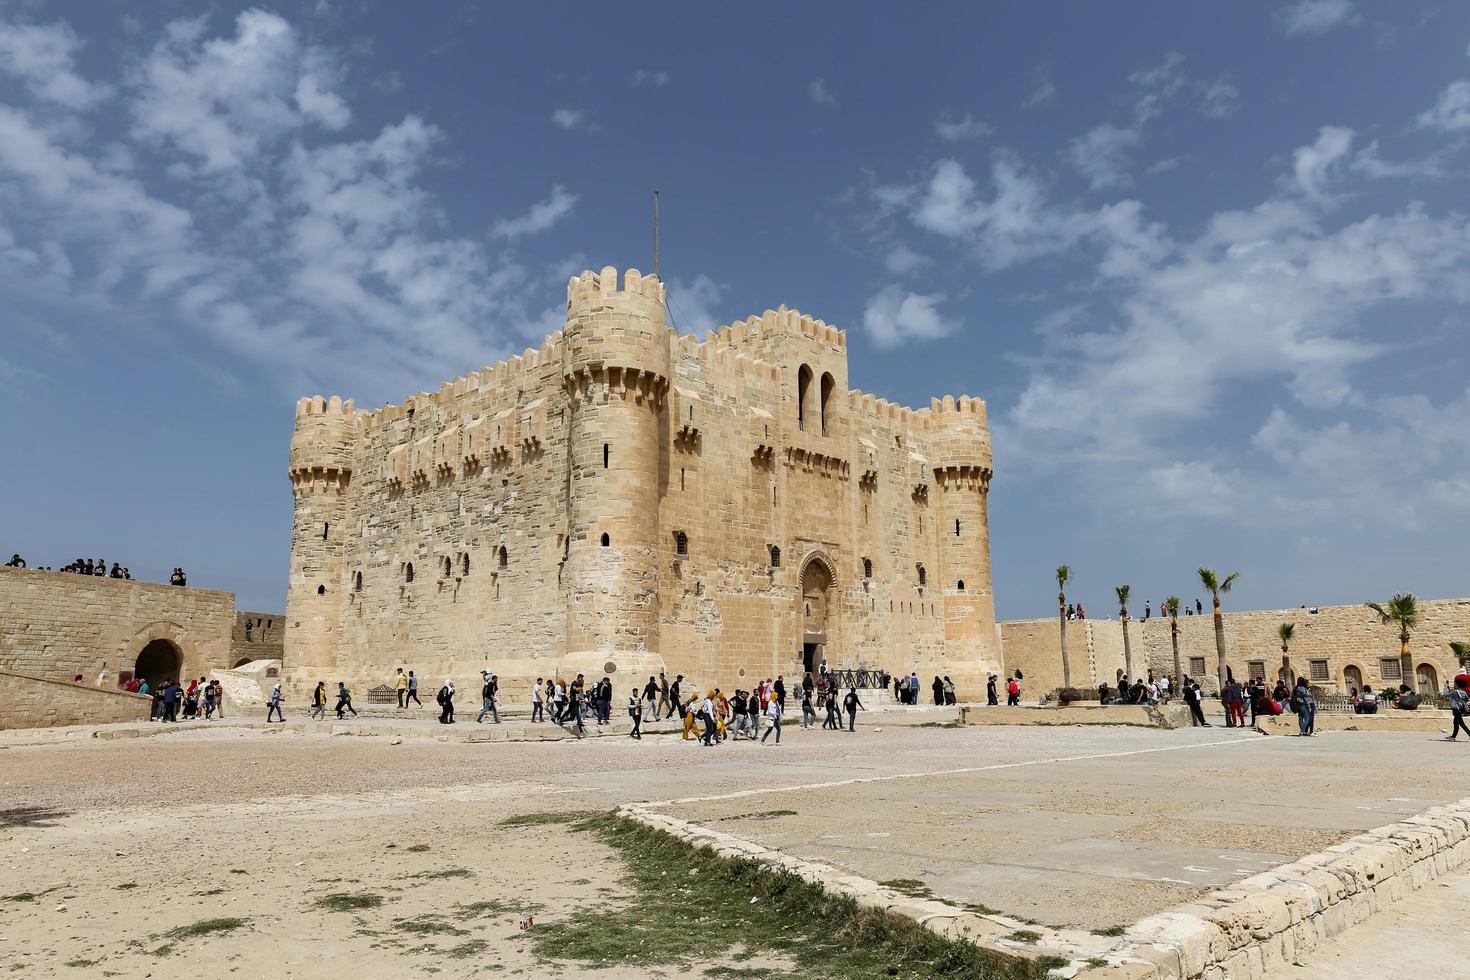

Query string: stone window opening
819 372 835 434
442 556 452 579
405 562 414 583
769 545 781 568
796 364 813 430
317 584 326 595
1190 656 1207 676
603 443 609 468
354 571 363 592
957 579 965 590
1379 657 1402 680
1248 660 1266 681
772 484 777 506
322 522 329 540
955 519 960 536
675 531 688 556
1309 659 1330 682
863 558 873 579
916 564 926 588
600 532 611 547
680 467 685 491
498 546 508 568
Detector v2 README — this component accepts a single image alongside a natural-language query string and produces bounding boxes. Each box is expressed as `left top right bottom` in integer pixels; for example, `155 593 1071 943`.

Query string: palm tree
1166 596 1182 686
1277 622 1295 685
1057 565 1072 689
1115 584 1133 682
1365 593 1419 688
1198 567 1240 689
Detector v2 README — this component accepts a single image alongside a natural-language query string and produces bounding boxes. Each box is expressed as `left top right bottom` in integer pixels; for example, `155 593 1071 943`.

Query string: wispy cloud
808 77 838 106
1277 0 1358 37
1416 80 1470 133
631 69 670 87
0 18 110 109
862 285 955 348
550 107 595 131
1022 64 1056 109
934 111 992 142
492 184 579 239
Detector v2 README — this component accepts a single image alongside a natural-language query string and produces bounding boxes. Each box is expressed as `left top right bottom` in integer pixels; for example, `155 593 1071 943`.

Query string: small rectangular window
1189 657 1206 676
1310 660 1330 682
1379 657 1402 680
1247 661 1265 681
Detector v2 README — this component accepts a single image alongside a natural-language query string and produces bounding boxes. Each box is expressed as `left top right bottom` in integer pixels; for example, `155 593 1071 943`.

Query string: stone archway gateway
134 639 183 688
800 555 834 676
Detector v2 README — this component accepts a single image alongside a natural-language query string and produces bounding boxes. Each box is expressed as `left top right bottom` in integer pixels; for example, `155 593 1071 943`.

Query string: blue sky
2 0 1468 619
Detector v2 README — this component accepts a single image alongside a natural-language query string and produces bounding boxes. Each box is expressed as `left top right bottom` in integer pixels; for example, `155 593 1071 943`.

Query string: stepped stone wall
1001 597 1470 695
0 670 151 730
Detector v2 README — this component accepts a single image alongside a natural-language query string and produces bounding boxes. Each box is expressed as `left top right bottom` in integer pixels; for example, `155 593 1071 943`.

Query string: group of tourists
137 676 226 722
1138 598 1206 622
6 553 135 578
984 672 1023 705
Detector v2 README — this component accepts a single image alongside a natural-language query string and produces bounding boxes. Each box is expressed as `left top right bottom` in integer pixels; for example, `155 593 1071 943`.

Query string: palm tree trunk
1170 621 1181 685
1121 614 1133 682
1281 647 1291 686
1213 597 1227 691
1059 593 1071 690
1400 632 1413 692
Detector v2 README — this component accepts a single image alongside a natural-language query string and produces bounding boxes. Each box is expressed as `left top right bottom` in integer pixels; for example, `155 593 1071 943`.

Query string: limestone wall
1001 597 1470 695
0 670 151 730
229 611 284 667
0 567 240 683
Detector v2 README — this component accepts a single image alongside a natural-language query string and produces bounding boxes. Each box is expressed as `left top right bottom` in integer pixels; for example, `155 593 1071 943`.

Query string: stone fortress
286 266 1001 698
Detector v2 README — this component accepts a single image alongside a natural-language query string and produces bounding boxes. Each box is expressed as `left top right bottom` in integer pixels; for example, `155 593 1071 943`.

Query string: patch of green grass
2 892 37 902
706 969 799 980
878 878 936 900
455 899 543 920
530 812 1043 980
916 721 963 729
445 940 489 959
497 811 596 828
962 902 1001 916
1005 930 1041 944
1085 958 1108 969
402 868 473 881
745 809 799 820
163 917 248 940
1091 925 1125 937
316 893 384 912
149 945 175 957
64 960 100 968
405 843 431 853
115 882 138 891
393 915 468 937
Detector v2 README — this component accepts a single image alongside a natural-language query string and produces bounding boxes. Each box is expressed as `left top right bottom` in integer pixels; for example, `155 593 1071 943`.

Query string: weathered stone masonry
287 266 1002 697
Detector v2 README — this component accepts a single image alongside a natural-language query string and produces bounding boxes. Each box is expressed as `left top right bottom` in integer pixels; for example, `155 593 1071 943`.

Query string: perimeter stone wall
0 670 152 730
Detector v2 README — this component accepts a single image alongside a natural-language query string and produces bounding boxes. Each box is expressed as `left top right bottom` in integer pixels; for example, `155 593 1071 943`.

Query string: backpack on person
436 686 449 705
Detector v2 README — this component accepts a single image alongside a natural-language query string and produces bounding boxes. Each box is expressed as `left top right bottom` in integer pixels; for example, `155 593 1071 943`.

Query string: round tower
929 395 999 697
285 395 360 686
561 267 671 671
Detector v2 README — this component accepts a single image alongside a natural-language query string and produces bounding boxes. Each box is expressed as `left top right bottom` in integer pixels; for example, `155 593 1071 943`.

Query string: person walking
1183 678 1210 726
1446 677 1470 742
643 675 658 717
211 679 225 719
843 688 865 731
627 692 643 739
822 688 839 729
932 675 944 706
437 678 456 724
942 675 956 705
308 681 327 720
986 674 998 706
395 668 409 709
801 687 816 729
335 682 358 719
656 671 671 719
477 671 501 724
908 671 920 705
699 692 718 747
162 679 181 722
1290 677 1316 736
1006 674 1021 706
531 677 545 723
760 694 782 744
667 674 683 720
774 675 786 711
266 682 285 723
203 681 217 720
406 670 423 707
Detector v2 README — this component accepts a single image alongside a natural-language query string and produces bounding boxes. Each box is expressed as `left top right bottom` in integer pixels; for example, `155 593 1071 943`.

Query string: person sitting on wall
110 562 123 578
1391 684 1421 710
123 567 132 580
94 558 106 576
4 553 24 568
1098 681 1111 704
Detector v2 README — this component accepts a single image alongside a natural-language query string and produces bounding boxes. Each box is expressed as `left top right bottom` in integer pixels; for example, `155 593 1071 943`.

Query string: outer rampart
0 670 151 730
1001 597 1470 694
286 267 1003 698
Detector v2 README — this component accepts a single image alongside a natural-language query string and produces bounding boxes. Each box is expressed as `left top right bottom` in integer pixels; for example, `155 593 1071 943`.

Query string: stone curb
620 796 1470 980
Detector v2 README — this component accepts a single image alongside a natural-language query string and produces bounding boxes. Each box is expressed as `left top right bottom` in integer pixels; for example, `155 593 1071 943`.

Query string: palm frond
1219 572 1240 593
1114 584 1130 610
1277 622 1294 644
1197 566 1218 592
1165 595 1180 616
1056 565 1070 589
1451 641 1470 663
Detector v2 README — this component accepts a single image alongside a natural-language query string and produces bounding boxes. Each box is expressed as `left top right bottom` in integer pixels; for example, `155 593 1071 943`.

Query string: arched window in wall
863 557 873 579
819 372 835 434
600 532 610 547
916 564 926 588
498 546 508 568
675 531 689 556
461 554 470 576
796 364 813 430
769 545 781 568
405 562 414 583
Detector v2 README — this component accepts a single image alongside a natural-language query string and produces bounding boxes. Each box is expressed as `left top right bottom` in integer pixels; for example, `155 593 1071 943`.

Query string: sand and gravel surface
3 719 1468 974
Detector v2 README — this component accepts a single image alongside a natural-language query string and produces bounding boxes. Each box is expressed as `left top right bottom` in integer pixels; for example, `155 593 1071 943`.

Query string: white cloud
1291 125 1354 201
1277 0 1358 36
0 18 109 109
1198 77 1242 119
550 107 588 130
1069 123 1143 190
883 243 929 275
666 274 725 334
1416 80 1470 133
631 69 670 87
129 10 350 175
492 184 578 239
808 78 837 106
1022 65 1056 108
934 111 992 142
862 285 954 348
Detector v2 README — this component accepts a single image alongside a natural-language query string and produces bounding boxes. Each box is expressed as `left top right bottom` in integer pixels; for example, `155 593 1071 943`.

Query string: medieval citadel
285 267 1000 697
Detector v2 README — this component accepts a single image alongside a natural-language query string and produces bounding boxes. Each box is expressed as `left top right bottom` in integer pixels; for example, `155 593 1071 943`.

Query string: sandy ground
4 718 1469 974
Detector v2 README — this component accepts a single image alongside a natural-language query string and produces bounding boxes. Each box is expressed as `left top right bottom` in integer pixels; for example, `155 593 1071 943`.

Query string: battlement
925 395 988 428
567 266 665 313
696 304 847 355
294 394 358 420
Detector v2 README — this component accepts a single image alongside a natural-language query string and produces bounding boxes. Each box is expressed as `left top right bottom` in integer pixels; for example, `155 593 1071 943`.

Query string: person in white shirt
699 695 717 746
531 678 545 723
760 696 782 744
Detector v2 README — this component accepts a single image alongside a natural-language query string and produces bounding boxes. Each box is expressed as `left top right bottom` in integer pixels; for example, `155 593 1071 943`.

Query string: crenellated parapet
562 266 672 409
290 395 361 495
924 395 992 481
696 304 846 355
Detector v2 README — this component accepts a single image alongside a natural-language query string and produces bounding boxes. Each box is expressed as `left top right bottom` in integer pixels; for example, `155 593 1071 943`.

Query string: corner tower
561 267 671 673
285 395 360 682
929 395 1000 695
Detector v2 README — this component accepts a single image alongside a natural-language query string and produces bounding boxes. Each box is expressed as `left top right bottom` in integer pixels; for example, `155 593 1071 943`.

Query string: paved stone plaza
3 716 1467 976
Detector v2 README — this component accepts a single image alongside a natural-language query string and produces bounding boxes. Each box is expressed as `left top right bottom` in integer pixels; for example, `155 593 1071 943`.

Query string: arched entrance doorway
134 639 183 689
1342 664 1363 692
800 557 832 676
1417 663 1439 695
